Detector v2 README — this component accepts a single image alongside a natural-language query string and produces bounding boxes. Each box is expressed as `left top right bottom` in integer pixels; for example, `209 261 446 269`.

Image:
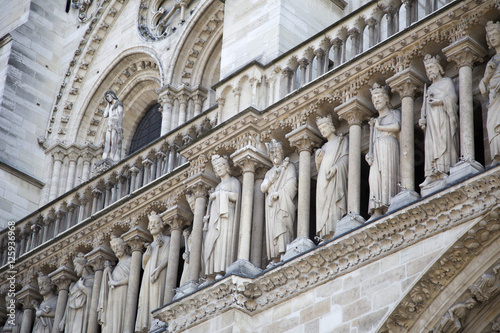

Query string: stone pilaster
85 245 116 333
335 98 373 234
163 204 192 303
49 266 78 333
444 36 487 184
159 89 174 136
122 226 152 333
387 67 426 212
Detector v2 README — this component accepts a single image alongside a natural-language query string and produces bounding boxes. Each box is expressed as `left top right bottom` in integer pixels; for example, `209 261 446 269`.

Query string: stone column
129 166 141 192
159 90 174 136
142 158 153 185
178 93 189 126
216 97 225 125
299 59 309 87
403 0 417 26
230 144 271 274
85 245 115 333
183 163 217 289
91 188 103 214
163 206 192 303
156 150 167 177
331 38 343 67
122 226 152 333
66 152 78 192
53 210 65 237
336 98 373 234
366 18 378 47
444 36 487 183
104 180 114 207
192 93 206 117
250 168 266 268
314 48 326 76
81 152 93 183
348 28 360 56
49 151 64 201
250 78 259 107
387 67 425 211
49 266 78 333
66 203 77 229
17 283 41 333
282 67 294 97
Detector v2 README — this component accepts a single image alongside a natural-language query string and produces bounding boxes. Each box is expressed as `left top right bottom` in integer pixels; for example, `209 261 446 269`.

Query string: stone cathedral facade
1 0 500 332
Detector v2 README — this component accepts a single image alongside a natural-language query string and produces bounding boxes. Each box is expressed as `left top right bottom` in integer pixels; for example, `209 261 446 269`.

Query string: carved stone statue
135 212 170 333
97 236 131 333
419 54 459 188
59 253 95 333
315 115 348 240
367 84 401 218
179 228 200 286
433 298 476 333
480 21 500 165
261 139 297 265
2 293 23 333
102 90 123 163
32 273 57 333
203 155 241 279
469 263 500 302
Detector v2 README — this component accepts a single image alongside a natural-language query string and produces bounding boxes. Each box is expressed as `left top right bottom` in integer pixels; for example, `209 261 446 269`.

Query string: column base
148 319 167 333
446 159 484 186
388 189 420 213
334 214 365 237
173 281 199 301
225 259 262 277
420 178 447 197
282 236 316 261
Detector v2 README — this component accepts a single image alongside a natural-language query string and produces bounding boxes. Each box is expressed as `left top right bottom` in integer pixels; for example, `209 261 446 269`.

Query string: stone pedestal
420 179 447 197
334 214 364 237
446 160 484 186
225 259 262 277
282 236 316 261
388 189 421 213
173 281 200 301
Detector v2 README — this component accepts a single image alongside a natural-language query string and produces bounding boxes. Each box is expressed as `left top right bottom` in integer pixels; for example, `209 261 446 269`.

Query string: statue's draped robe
135 234 170 333
263 159 297 260
423 77 458 177
98 256 131 333
368 110 400 213
32 295 57 333
204 177 241 276
63 274 94 333
316 135 348 237
483 54 500 160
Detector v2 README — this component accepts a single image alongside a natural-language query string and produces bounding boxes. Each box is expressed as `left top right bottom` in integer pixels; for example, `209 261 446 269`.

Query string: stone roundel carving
138 0 194 41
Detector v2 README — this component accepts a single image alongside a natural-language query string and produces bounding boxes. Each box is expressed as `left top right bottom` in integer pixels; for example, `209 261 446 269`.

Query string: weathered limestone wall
0 0 80 225
220 0 344 78
177 220 474 333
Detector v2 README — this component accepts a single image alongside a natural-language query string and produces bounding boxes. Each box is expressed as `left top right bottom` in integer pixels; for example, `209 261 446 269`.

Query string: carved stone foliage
156 169 500 332
138 0 194 41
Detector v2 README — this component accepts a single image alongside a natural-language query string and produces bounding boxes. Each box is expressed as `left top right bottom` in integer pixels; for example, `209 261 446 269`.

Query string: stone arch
378 207 500 332
69 50 162 156
167 0 224 88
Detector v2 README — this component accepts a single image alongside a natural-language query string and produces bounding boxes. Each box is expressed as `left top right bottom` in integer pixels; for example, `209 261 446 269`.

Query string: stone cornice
154 165 500 332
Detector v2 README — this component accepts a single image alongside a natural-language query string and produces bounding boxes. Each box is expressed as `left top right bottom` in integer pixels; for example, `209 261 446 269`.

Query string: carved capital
282 67 294 78
286 124 324 153
122 226 153 252
314 48 325 58
49 266 78 291
163 204 193 231
52 150 65 162
366 17 377 27
335 98 373 126
299 58 309 69
443 36 487 69
387 67 426 99
231 145 272 174
85 246 116 271
16 286 41 310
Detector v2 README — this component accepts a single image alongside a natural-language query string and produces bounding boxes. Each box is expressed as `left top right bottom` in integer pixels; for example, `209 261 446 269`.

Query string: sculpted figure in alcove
135 212 170 333
261 139 297 265
315 115 348 241
419 54 459 188
203 155 241 280
102 90 124 163
2 293 23 333
367 84 401 218
31 273 57 333
480 21 500 165
432 298 476 333
97 236 131 333
59 253 95 333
